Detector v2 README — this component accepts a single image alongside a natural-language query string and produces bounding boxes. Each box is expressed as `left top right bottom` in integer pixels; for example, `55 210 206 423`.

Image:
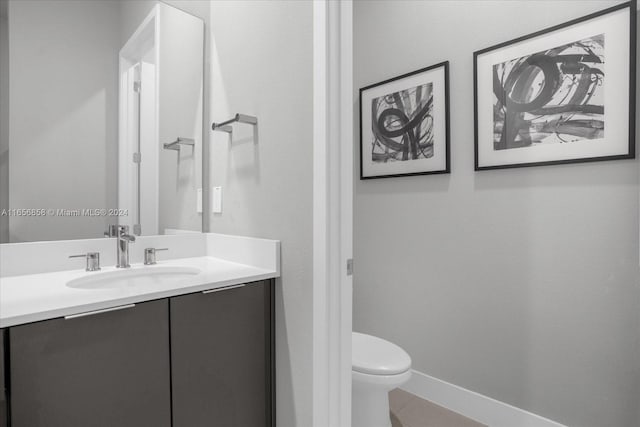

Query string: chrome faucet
116 225 136 268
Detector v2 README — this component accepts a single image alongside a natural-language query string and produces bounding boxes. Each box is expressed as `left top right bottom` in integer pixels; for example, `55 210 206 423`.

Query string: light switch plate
213 187 222 213
196 188 203 213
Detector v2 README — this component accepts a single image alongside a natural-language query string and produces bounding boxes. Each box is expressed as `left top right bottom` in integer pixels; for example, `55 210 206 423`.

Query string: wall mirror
0 0 205 243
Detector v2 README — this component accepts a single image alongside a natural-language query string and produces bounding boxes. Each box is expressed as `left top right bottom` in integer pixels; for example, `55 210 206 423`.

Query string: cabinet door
0 329 6 427
170 280 273 427
9 299 171 427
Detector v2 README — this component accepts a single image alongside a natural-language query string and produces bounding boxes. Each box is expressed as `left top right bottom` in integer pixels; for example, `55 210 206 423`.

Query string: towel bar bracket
163 137 195 151
212 113 258 134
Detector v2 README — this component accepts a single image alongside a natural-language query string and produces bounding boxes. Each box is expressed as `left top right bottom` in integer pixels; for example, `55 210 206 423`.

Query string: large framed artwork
360 62 450 179
474 1 636 170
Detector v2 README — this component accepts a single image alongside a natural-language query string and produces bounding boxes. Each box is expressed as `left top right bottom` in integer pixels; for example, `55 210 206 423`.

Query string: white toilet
352 332 412 427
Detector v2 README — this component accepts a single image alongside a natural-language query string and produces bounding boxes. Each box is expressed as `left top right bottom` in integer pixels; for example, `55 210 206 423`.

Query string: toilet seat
352 332 411 376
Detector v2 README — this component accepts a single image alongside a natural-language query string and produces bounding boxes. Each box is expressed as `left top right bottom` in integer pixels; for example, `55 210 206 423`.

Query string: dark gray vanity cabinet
170 280 274 427
0 330 6 427
8 300 172 427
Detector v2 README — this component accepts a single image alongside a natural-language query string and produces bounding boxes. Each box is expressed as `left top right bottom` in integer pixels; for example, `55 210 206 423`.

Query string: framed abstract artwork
359 62 450 179
474 1 636 170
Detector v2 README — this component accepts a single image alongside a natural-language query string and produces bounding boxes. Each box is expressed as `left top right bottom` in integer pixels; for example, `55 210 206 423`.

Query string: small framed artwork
359 61 450 179
474 1 636 171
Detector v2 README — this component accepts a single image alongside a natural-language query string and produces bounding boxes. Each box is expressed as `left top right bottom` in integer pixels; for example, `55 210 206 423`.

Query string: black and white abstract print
493 34 605 150
371 83 434 162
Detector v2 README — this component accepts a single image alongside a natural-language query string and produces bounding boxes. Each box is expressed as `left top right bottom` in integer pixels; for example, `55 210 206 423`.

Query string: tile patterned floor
389 389 487 427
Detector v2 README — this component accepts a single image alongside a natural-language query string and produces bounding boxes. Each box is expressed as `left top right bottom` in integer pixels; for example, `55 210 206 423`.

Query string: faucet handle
69 252 101 272
104 225 118 238
144 248 168 265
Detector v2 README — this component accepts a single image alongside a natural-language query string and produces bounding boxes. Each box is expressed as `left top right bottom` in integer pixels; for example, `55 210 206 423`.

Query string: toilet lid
352 332 411 375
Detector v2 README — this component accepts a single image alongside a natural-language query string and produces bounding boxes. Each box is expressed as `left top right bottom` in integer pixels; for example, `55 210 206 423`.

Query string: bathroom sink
66 266 202 290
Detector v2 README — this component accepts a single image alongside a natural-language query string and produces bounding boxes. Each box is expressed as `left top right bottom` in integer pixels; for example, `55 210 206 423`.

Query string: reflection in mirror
0 0 204 243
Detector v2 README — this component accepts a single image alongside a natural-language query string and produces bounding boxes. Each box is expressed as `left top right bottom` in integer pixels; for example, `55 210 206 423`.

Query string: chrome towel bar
163 137 195 151
212 113 258 134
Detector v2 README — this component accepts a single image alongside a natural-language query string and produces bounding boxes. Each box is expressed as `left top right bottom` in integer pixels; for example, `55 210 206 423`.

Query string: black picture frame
359 61 450 180
473 1 636 171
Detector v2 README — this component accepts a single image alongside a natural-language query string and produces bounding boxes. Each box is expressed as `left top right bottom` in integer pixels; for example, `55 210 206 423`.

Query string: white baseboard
401 370 567 427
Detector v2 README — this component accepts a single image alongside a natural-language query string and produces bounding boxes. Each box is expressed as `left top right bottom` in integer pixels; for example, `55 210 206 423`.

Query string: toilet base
351 369 411 427
352 385 392 427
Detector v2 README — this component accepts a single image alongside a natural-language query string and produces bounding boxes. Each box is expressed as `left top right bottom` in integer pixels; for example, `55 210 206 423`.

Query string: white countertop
0 256 278 328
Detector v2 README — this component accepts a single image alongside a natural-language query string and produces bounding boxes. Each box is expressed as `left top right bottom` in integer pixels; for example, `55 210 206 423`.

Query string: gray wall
119 0 211 50
0 0 8 243
354 2 640 427
207 1 313 426
119 0 157 45
7 0 120 242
